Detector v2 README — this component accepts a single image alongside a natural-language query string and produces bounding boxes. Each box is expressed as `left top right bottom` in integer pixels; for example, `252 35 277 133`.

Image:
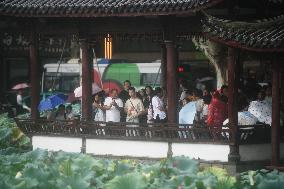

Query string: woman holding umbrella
12 83 31 114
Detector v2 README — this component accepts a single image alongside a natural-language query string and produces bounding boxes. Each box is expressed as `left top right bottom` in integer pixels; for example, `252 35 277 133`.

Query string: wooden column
29 31 40 119
160 44 167 90
271 60 280 166
281 70 284 110
81 39 93 121
227 47 240 162
165 41 177 124
0 52 4 99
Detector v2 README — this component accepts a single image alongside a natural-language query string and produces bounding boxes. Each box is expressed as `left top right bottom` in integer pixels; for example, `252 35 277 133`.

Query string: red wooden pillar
271 60 280 166
160 44 167 90
29 31 40 119
165 41 177 124
227 47 240 162
81 39 93 121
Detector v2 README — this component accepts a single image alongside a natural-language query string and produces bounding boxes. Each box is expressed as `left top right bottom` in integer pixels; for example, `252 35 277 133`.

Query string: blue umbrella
38 94 68 112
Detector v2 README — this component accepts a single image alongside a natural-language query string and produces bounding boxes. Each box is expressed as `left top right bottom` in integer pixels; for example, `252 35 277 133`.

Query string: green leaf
105 173 147 189
168 156 198 175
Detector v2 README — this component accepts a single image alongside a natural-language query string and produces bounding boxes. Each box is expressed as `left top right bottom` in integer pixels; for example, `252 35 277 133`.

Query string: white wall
240 143 284 161
32 136 284 162
172 143 230 162
86 139 168 158
32 136 82 153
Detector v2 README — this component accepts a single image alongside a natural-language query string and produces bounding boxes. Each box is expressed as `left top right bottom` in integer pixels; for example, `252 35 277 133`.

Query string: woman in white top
66 105 75 120
152 87 167 123
93 94 105 122
16 90 31 113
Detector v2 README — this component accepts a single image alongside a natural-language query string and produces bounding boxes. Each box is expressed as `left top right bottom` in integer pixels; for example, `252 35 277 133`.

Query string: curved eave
0 0 223 18
203 33 284 53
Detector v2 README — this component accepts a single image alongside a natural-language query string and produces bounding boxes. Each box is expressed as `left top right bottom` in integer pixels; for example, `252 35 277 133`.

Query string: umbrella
223 111 258 126
248 100 272 125
179 102 197 124
12 83 29 90
74 83 102 98
66 93 77 103
38 94 68 112
198 77 214 82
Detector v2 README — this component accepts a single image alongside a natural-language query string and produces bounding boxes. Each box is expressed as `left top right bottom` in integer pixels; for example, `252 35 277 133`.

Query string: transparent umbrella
74 83 102 98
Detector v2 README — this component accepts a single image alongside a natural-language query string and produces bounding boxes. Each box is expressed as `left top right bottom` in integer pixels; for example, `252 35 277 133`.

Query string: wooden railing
14 118 280 144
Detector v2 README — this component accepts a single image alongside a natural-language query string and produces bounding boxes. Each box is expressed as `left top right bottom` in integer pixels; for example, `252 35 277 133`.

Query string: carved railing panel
15 118 278 144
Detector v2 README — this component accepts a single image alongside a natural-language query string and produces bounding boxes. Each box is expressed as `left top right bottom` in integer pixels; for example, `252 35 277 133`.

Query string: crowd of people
46 80 169 124
179 79 283 128
26 77 283 128
90 80 168 124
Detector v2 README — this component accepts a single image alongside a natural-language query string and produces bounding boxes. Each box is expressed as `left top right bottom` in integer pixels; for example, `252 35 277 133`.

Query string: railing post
227 47 240 162
81 137 86 154
29 29 40 119
271 60 280 166
165 41 178 124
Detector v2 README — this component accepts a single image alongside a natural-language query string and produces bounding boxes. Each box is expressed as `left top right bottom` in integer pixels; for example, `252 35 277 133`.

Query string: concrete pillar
29 31 40 119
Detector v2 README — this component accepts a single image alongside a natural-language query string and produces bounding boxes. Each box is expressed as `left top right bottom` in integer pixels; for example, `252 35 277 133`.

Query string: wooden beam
227 47 240 162
165 40 177 124
271 60 280 166
29 30 40 119
81 39 93 121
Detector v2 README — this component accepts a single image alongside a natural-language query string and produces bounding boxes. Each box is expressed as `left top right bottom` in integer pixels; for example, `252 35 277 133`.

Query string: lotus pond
0 113 283 189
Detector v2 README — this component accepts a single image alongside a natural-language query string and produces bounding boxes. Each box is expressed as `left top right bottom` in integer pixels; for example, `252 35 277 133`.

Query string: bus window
44 74 79 93
61 76 80 92
141 73 160 86
44 76 60 92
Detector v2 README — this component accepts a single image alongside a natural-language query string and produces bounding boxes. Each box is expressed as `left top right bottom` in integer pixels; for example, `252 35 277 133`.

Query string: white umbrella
248 101 272 125
179 102 197 124
74 83 102 98
223 111 258 126
238 111 259 125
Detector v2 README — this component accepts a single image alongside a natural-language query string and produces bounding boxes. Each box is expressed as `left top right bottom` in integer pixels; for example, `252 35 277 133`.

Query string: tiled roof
0 0 223 17
268 0 283 3
202 14 284 52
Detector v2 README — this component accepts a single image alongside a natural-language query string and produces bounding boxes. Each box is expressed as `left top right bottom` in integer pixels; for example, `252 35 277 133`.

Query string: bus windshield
43 73 80 93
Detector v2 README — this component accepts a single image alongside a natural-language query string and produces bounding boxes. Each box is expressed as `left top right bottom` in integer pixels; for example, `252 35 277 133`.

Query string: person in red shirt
207 91 227 128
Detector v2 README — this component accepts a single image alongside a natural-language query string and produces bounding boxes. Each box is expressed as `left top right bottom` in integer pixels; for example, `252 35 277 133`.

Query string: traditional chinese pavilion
0 0 283 173
202 14 284 169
